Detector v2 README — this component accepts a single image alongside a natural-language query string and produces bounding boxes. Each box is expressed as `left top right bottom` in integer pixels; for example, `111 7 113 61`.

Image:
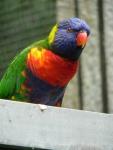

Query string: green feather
0 38 50 99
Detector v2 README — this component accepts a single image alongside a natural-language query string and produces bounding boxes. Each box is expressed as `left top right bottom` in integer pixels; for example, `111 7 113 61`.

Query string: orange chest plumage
27 48 79 87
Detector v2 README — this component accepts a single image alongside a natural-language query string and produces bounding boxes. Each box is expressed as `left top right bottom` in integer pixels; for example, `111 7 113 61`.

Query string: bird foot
38 104 48 111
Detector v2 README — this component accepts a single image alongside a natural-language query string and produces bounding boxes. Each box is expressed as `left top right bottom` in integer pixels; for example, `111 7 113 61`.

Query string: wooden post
104 0 113 113
0 100 113 149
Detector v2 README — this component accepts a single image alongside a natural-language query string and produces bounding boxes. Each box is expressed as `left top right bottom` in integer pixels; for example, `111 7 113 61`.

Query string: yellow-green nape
48 24 58 45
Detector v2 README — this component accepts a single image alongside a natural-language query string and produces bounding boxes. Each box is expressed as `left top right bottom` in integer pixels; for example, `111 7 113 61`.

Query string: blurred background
0 0 113 113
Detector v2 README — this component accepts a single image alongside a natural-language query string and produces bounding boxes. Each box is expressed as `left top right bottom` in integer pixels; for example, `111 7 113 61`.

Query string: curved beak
76 30 88 48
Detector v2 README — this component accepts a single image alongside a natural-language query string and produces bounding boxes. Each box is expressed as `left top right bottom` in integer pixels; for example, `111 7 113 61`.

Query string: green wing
0 38 49 99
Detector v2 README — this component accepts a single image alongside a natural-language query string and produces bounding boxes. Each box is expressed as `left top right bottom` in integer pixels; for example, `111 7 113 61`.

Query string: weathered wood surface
0 100 113 150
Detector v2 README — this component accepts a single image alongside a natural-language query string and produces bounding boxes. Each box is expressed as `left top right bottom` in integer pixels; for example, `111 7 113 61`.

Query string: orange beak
76 31 88 48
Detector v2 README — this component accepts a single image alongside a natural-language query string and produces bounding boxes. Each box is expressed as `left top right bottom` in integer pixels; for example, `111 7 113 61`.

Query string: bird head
48 18 90 61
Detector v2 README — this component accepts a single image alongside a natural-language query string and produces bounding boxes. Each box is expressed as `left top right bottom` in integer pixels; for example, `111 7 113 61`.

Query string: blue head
48 18 90 60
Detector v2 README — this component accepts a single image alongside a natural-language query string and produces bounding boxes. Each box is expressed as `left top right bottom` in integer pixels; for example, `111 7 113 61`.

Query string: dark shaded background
0 0 56 77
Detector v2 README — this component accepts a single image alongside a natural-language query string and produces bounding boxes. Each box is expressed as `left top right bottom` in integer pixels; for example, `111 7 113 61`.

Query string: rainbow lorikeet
0 18 90 108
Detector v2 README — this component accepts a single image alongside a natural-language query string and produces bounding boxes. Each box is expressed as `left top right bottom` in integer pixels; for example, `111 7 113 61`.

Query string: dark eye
67 28 75 33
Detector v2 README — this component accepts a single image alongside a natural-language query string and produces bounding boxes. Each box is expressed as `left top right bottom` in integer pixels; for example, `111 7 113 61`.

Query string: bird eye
67 28 74 33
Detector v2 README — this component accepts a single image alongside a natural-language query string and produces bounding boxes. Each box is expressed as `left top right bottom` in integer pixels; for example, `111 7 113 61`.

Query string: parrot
0 18 90 110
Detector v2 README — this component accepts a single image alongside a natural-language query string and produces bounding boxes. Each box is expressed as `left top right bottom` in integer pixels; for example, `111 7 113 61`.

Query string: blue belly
25 69 65 105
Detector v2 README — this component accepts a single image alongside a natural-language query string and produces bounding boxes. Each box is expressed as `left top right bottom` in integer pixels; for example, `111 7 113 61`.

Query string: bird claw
38 104 47 111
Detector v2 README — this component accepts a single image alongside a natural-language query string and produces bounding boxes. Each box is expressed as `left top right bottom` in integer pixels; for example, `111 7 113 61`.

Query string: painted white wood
0 100 113 150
